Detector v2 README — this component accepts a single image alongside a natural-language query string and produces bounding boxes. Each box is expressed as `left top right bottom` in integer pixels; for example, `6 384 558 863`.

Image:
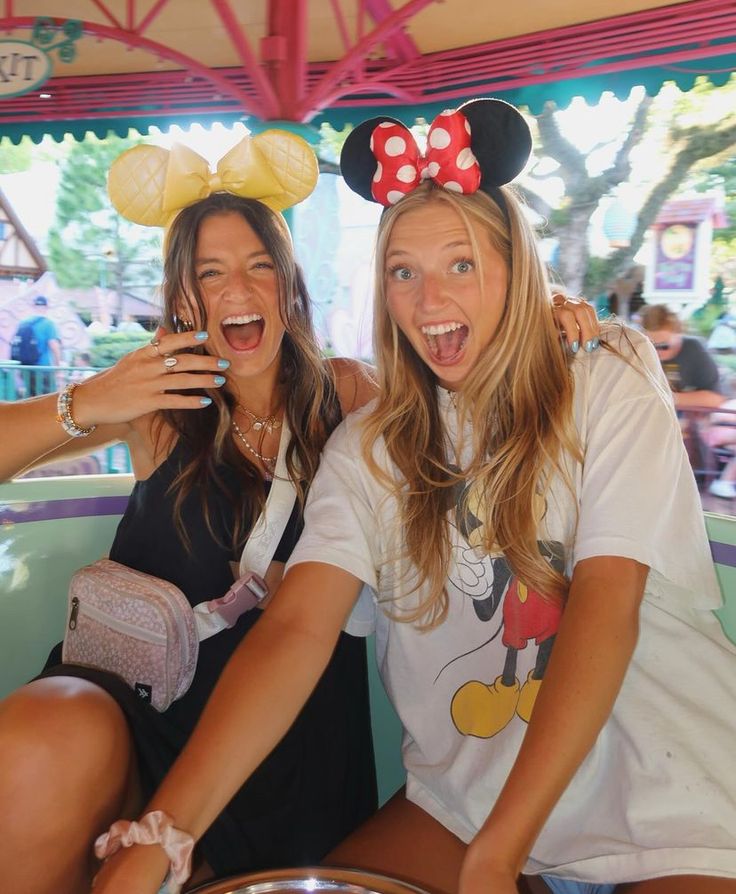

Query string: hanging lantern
603 199 637 248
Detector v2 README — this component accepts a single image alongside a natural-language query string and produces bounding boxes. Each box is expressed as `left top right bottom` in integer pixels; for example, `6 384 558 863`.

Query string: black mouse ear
459 98 532 189
340 116 406 202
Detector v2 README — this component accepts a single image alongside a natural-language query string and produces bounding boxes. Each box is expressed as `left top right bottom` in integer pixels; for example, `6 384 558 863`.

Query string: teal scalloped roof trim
1 55 734 145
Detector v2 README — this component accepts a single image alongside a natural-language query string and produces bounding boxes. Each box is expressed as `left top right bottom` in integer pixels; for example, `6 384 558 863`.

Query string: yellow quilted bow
108 130 319 228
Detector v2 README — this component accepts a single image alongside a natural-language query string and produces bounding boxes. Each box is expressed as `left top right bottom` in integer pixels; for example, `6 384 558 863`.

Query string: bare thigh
0 675 141 894
323 788 545 894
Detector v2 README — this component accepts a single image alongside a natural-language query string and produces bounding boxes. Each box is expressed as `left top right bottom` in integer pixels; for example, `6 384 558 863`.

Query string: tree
47 134 162 321
521 77 736 298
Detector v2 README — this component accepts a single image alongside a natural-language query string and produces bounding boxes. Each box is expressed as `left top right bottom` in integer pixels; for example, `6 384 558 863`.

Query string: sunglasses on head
653 342 671 351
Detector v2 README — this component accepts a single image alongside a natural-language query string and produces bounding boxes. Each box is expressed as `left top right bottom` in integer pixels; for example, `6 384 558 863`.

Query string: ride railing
0 362 132 475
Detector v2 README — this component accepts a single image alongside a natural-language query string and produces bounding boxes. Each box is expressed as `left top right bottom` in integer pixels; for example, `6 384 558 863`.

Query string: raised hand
71 329 229 429
551 294 600 354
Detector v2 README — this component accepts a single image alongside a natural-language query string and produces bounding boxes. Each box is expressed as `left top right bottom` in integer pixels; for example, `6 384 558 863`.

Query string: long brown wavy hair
363 183 581 629
157 193 339 552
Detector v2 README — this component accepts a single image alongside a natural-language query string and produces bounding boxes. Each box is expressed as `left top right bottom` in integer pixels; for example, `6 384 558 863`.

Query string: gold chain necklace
238 404 282 434
232 419 277 469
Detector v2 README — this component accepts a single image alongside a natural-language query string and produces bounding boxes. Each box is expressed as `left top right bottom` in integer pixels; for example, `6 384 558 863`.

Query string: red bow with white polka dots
369 109 482 206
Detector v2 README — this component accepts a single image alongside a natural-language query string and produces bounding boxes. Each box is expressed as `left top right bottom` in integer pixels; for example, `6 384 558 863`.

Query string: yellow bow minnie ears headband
107 129 319 228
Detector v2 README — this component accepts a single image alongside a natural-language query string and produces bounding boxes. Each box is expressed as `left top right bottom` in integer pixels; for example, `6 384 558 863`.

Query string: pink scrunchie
94 809 194 890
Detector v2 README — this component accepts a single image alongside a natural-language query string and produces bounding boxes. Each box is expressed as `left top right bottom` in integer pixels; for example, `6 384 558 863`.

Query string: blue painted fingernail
571 340 579 354
217 359 230 369
200 397 212 406
585 339 596 353
593 337 600 350
194 331 208 340
214 375 226 386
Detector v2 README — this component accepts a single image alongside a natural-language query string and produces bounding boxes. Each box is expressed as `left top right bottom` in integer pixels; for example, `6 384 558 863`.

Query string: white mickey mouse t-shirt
287 329 735 884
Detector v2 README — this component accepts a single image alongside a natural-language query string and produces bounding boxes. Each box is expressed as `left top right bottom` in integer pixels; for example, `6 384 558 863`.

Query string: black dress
41 438 377 876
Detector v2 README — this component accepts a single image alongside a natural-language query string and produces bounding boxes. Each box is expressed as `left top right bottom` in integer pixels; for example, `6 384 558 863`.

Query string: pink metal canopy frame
0 0 734 128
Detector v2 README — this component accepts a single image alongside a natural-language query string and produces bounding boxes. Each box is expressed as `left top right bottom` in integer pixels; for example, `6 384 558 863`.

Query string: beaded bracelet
56 382 96 438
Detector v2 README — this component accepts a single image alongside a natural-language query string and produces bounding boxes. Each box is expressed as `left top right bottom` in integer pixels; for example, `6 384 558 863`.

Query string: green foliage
689 303 723 338
690 278 731 336
0 137 33 173
47 133 162 297
317 123 352 166
88 331 151 368
695 155 736 245
583 256 617 296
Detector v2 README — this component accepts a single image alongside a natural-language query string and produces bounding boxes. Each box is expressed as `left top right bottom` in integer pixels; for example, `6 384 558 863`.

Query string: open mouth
221 314 264 352
421 321 468 363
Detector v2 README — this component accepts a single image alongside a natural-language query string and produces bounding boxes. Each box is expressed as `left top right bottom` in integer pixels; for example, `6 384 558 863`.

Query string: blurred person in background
639 304 726 484
10 295 62 396
639 303 724 409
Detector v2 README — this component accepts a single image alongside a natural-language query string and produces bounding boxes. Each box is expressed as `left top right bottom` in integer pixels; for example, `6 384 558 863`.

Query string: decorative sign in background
0 18 81 99
0 40 51 98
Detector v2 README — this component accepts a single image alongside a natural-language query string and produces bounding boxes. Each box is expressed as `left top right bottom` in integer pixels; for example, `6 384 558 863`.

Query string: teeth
421 321 463 336
222 314 263 326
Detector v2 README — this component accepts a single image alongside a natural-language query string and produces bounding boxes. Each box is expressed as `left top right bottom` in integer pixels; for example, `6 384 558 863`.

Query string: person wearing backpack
11 295 62 396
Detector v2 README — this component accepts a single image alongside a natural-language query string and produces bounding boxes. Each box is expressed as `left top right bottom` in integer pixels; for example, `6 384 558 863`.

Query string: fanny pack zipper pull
69 596 80 630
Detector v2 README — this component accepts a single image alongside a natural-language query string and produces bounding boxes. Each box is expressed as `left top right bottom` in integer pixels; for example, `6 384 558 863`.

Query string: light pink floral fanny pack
62 424 295 712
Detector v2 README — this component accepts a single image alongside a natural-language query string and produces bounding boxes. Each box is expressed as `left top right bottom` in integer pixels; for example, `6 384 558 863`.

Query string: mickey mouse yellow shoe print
451 675 520 738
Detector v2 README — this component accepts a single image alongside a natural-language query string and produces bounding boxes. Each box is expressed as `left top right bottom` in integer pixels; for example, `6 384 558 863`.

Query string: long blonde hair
363 183 581 628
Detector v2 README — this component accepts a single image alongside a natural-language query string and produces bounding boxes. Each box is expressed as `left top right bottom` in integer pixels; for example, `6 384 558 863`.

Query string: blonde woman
93 101 734 894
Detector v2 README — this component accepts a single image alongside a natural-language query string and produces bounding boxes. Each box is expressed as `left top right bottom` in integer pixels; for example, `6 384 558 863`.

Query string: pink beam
329 0 352 52
328 0 366 80
210 0 280 119
90 0 123 29
0 15 271 119
264 0 308 118
364 0 421 63
389 15 735 86
137 0 171 35
298 0 435 119
126 0 134 30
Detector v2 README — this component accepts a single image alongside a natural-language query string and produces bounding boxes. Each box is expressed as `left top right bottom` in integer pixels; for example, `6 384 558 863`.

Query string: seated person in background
639 303 726 479
68 350 95 382
704 400 736 499
638 303 724 409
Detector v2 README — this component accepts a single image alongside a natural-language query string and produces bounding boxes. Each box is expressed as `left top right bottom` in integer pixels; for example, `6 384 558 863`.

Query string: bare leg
0 676 141 894
323 788 548 894
619 877 736 893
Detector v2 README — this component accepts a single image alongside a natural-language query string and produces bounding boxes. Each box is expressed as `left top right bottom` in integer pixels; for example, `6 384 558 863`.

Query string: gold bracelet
56 382 96 438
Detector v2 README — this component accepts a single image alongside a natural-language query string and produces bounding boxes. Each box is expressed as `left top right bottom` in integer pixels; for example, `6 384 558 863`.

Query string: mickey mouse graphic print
288 330 735 884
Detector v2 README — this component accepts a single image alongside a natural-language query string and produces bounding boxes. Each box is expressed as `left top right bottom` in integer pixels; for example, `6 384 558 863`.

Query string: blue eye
389 266 413 281
198 269 219 280
452 259 474 274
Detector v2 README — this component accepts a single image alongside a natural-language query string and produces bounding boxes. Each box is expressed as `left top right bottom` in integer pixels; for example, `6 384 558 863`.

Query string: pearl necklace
238 404 282 434
232 419 277 469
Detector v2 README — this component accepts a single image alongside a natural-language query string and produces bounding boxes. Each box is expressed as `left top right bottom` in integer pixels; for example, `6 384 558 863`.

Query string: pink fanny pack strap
194 422 296 641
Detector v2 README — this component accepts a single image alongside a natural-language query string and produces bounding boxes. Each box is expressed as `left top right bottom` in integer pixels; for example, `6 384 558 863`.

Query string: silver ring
163 355 178 371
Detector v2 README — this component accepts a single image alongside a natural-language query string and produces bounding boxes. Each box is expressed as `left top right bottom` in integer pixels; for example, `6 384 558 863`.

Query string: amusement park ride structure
0 0 734 142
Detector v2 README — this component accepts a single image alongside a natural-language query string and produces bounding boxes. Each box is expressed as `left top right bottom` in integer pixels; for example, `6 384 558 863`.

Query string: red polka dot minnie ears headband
339 98 532 214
